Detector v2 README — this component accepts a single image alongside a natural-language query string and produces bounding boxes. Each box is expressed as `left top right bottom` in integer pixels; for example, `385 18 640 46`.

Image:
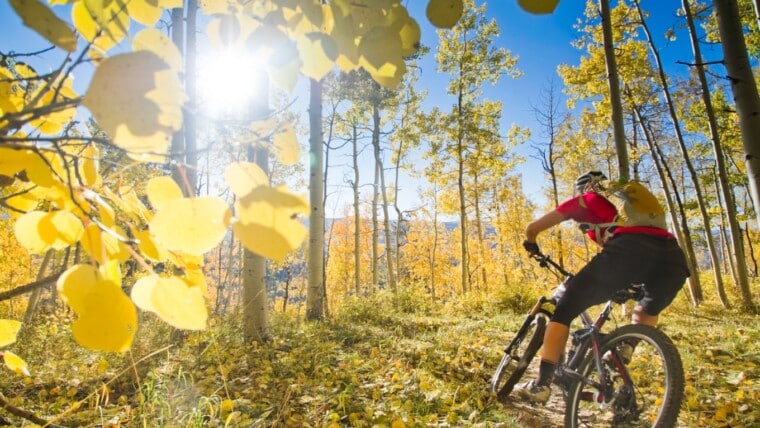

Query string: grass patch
2 288 759 427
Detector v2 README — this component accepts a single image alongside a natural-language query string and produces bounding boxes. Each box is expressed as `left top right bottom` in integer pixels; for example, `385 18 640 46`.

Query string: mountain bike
490 252 685 427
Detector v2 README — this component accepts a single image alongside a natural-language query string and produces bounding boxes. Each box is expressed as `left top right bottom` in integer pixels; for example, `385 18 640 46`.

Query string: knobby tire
564 324 684 428
491 314 547 400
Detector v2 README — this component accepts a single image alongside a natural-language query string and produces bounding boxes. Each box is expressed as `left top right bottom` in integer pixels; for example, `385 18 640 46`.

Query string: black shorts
552 233 690 326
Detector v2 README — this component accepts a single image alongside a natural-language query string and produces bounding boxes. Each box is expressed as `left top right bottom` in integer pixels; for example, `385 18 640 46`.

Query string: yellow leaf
83 51 186 162
0 68 23 117
232 186 309 261
134 229 168 262
328 9 359 72
72 0 129 53
23 152 58 188
105 187 150 224
151 276 208 330
99 260 122 287
149 197 231 256
80 144 100 186
183 266 208 295
518 0 560 15
146 176 184 210
14 211 56 254
125 0 162 27
364 56 406 89
9 0 77 52
357 24 407 88
221 398 235 414
398 16 421 57
4 190 39 215
130 275 159 312
0 320 22 347
249 117 278 139
714 404 730 421
348 1 389 35
57 264 100 313
14 63 36 79
28 92 77 135
274 124 300 165
359 25 401 70
268 54 301 92
28 76 77 131
133 29 183 72
58 264 136 352
2 351 30 376
296 33 336 81
81 0 130 44
206 13 250 48
71 284 137 352
200 0 236 14
426 0 463 29
224 162 269 198
0 148 32 177
48 210 84 249
81 224 130 264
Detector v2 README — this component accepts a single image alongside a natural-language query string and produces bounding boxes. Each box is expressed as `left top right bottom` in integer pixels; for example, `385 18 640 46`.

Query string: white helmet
574 171 607 195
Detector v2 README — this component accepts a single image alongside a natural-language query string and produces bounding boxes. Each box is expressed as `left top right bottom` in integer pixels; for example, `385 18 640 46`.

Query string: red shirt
557 192 674 245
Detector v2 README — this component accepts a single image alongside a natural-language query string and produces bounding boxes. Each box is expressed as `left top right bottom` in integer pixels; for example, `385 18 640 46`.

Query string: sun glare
197 49 265 117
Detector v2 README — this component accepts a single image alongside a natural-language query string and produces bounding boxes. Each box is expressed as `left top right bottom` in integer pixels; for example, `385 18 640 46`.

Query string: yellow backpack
605 181 667 229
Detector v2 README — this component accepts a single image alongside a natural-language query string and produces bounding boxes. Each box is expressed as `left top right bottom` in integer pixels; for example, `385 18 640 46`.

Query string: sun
197 48 266 118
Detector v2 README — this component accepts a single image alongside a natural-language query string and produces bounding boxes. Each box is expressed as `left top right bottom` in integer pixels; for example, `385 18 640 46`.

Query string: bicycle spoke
565 325 684 428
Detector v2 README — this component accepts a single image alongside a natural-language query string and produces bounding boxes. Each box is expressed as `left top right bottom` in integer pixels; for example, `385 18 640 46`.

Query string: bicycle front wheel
490 313 547 399
564 324 684 428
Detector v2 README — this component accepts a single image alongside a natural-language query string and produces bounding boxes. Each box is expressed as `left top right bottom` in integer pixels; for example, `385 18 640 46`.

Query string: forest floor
2 290 759 427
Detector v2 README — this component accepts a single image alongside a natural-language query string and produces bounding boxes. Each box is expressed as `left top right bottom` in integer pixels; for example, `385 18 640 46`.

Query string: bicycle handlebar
530 251 573 278
530 251 647 304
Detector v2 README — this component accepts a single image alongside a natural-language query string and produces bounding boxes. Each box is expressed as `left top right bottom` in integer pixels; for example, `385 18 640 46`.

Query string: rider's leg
535 321 569 385
514 321 569 403
632 305 658 326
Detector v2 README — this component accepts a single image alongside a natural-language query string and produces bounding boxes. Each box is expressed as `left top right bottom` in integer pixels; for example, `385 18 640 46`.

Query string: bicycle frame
530 252 644 400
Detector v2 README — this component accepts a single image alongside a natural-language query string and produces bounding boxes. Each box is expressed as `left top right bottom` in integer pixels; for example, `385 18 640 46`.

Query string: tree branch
676 59 725 67
0 391 65 428
0 273 62 302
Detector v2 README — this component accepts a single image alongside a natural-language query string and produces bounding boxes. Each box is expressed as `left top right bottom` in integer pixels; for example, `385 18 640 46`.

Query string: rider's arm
525 209 567 242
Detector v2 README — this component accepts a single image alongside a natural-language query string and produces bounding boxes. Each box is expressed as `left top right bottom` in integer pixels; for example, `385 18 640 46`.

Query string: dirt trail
499 365 567 427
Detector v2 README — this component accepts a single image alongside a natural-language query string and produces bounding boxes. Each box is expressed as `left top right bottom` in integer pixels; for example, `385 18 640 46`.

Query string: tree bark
170 7 186 192
714 0 760 233
456 90 470 295
599 0 629 180
352 124 361 295
242 71 270 342
184 0 198 194
306 78 325 321
372 99 397 291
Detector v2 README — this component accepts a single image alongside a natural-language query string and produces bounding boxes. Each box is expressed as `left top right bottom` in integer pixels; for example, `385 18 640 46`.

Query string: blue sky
0 1 710 213
385 1 708 212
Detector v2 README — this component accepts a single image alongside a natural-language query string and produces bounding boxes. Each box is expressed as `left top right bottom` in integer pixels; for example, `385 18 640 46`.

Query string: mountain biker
514 171 689 404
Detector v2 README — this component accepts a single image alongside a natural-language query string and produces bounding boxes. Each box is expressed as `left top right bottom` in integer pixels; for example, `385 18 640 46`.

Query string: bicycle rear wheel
490 313 547 399
564 324 684 428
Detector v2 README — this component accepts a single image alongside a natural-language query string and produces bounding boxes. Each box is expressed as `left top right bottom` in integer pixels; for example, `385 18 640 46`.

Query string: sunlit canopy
197 48 266 118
